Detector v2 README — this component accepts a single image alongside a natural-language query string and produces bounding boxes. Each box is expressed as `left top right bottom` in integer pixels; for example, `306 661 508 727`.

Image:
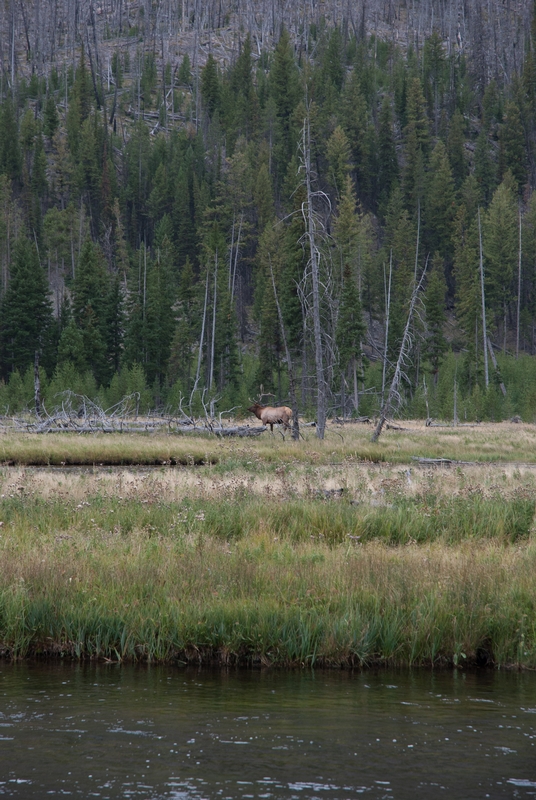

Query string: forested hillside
3 0 536 426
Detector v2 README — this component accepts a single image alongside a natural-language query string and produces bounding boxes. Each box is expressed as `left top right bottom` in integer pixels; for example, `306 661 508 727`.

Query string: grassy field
1 421 536 668
2 419 536 465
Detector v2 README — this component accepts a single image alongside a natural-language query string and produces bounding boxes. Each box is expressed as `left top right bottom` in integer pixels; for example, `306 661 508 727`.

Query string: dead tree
269 255 300 440
371 261 428 443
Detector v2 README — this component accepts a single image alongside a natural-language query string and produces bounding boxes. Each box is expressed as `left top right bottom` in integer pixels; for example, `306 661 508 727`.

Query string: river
0 664 535 798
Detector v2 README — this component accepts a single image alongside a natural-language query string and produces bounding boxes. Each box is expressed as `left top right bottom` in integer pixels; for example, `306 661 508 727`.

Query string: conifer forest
3 0 536 429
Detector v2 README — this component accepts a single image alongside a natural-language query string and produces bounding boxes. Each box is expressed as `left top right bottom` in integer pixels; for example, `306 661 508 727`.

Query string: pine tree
269 27 300 183
0 98 21 181
447 109 467 189
377 96 399 213
484 173 518 344
0 237 54 379
177 54 192 86
498 100 527 193
172 164 197 268
56 316 87 373
326 126 352 199
168 257 198 390
142 240 176 391
336 263 365 415
474 129 497 205
424 252 448 382
253 161 274 233
43 95 59 139
201 54 220 118
402 78 430 211
340 69 373 202
453 203 481 390
72 237 111 384
422 30 447 131
322 27 344 92
254 222 285 395
228 34 258 140
424 140 456 259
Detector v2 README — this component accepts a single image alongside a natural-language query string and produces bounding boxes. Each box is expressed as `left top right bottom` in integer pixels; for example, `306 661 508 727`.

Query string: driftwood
6 391 266 437
411 456 477 466
334 416 371 425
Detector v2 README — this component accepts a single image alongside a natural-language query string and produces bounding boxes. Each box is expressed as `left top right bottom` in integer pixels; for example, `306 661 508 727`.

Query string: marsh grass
1 530 535 668
3 420 536 467
1 460 536 667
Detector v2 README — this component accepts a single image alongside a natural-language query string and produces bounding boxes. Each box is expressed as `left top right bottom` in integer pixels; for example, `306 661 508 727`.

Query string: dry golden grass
1 419 536 467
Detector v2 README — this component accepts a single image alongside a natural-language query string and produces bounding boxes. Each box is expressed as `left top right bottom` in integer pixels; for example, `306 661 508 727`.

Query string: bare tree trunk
209 251 217 391
191 262 210 401
516 202 522 359
34 351 41 418
372 263 428 442
269 257 300 440
478 207 489 388
303 115 326 439
381 250 393 403
487 336 507 396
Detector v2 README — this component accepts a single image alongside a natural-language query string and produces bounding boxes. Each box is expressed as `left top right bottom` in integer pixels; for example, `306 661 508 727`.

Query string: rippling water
0 664 535 798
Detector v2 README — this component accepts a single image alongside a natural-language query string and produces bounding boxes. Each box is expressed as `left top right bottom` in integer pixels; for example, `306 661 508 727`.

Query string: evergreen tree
340 70 373 202
322 27 344 92
201 54 220 118
142 239 176 392
177 54 192 86
402 78 430 210
326 126 351 199
447 109 467 189
424 140 456 259
269 27 300 183
484 173 518 344
422 30 447 131
0 237 54 379
453 203 481 390
377 96 399 213
253 161 274 232
474 129 497 205
498 100 527 193
72 238 111 384
56 316 87 373
336 263 365 414
43 95 59 139
168 257 198 390
228 34 258 140
0 98 21 181
424 252 448 382
253 222 285 395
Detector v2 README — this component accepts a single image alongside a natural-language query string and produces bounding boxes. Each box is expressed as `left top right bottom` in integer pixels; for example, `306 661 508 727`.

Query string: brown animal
248 402 292 432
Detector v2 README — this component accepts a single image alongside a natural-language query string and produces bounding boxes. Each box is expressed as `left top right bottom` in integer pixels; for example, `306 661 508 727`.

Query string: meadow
1 420 536 668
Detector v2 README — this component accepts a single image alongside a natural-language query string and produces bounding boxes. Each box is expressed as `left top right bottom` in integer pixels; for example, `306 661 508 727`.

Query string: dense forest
3 0 536 428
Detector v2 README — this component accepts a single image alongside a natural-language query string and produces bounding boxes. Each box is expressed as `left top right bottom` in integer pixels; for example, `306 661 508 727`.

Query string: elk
247 402 292 432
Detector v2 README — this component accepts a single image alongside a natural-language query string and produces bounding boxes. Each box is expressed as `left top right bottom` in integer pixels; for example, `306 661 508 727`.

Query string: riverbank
1 454 536 668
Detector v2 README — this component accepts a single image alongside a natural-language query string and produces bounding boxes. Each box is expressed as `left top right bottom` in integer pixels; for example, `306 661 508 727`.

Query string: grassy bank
2 420 536 466
1 463 536 668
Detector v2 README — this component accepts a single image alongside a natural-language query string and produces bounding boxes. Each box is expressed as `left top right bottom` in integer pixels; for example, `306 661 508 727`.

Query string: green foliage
2 28 536 418
201 54 220 118
423 253 448 380
0 237 54 379
269 28 300 183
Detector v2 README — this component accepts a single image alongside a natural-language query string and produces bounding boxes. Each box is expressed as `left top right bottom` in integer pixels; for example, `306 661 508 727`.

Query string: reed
1 468 536 667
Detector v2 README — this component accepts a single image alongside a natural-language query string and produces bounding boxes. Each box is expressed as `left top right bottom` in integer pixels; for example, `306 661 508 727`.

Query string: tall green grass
1 488 536 667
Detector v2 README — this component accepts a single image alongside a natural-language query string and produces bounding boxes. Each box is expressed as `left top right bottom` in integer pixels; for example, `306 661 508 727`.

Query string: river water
0 665 535 798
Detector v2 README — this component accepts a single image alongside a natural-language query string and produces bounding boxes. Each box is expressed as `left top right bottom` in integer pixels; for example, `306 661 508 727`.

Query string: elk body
248 402 292 432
